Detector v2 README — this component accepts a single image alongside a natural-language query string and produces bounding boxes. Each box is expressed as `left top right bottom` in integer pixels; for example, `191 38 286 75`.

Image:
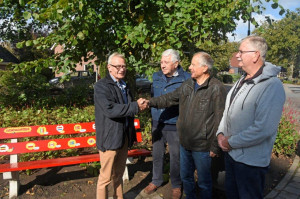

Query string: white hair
107 52 125 64
193 52 214 70
242 35 268 62
162 49 180 63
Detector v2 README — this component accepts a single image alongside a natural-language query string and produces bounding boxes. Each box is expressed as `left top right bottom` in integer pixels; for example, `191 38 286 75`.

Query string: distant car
136 74 152 92
49 71 99 89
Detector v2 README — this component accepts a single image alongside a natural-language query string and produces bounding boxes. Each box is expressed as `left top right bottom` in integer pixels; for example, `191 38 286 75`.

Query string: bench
0 119 151 198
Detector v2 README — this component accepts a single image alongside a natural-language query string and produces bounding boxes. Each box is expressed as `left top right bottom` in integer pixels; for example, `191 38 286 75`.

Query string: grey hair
193 52 214 70
162 49 180 63
242 35 268 62
107 52 125 65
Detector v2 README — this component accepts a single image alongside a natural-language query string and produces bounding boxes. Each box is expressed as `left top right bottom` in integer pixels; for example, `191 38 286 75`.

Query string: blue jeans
151 127 181 188
225 153 269 199
180 145 212 199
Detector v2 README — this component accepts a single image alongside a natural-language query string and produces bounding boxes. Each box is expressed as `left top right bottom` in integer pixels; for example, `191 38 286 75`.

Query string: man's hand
217 133 232 152
210 151 218 157
137 98 149 111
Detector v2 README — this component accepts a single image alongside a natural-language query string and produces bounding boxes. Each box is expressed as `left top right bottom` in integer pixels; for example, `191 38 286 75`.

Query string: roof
0 46 19 63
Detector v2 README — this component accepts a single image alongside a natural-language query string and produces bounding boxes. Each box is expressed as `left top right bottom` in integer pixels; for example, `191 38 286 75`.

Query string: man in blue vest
143 49 190 199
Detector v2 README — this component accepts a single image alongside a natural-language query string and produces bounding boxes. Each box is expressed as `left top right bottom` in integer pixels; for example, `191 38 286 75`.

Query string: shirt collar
110 73 126 88
243 65 264 84
172 69 179 77
164 69 179 80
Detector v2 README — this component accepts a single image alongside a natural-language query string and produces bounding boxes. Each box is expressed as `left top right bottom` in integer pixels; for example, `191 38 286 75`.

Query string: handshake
137 98 150 111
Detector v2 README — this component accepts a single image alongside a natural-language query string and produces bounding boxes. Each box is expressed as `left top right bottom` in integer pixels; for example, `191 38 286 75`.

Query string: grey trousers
151 126 182 188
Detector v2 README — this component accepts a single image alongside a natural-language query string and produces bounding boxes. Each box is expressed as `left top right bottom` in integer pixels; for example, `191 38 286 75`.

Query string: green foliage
136 98 152 146
0 0 284 77
140 113 152 145
282 80 294 84
218 74 233 84
98 62 107 79
0 70 94 108
0 105 95 127
218 73 241 84
51 83 94 107
83 162 101 176
273 100 300 156
231 74 242 83
0 70 50 108
205 41 239 72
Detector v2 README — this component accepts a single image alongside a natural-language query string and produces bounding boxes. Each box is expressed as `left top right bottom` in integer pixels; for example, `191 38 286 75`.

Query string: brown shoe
143 183 158 195
172 187 182 199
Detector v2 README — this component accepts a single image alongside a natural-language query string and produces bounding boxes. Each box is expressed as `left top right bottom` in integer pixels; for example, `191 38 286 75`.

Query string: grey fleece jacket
217 62 285 167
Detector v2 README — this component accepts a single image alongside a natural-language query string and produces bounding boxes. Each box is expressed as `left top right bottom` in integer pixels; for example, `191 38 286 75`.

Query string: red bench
0 119 151 198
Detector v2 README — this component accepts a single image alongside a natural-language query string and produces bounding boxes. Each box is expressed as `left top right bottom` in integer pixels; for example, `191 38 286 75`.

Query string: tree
0 0 284 76
202 41 239 72
0 1 53 63
253 8 300 79
1 32 53 64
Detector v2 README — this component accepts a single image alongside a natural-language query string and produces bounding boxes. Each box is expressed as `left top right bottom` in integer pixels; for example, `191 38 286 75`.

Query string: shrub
50 83 94 107
0 106 95 127
273 99 300 156
218 74 233 83
282 80 294 84
0 70 50 108
231 74 242 82
137 110 152 146
218 73 242 84
0 70 94 109
135 92 152 146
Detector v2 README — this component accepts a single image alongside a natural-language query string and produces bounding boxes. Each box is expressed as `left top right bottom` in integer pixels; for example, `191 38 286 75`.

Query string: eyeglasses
110 64 127 70
238 50 257 54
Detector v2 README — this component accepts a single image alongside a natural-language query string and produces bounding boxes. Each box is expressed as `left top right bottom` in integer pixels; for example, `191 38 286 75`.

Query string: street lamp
248 0 251 36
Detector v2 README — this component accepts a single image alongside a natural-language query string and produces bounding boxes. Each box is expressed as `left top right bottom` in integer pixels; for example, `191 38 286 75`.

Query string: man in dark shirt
94 52 147 199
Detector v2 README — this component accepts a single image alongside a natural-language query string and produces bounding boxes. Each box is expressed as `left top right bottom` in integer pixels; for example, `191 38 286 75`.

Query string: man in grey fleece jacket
216 35 285 199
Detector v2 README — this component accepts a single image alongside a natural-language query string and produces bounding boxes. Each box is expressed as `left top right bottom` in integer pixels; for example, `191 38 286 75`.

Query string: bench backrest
0 119 142 156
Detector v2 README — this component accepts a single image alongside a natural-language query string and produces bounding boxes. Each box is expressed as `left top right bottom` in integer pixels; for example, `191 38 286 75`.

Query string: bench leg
3 171 20 199
122 166 129 181
5 139 20 198
9 179 20 199
122 157 133 181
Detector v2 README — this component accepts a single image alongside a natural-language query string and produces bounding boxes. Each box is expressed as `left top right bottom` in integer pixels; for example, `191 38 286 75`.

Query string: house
53 45 98 77
0 46 19 70
228 52 243 75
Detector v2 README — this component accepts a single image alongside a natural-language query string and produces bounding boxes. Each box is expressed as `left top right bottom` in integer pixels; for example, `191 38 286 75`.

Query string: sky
228 0 300 42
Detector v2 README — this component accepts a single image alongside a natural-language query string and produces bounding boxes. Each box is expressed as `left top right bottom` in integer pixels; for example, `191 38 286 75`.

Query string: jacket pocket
233 148 244 159
103 121 122 149
199 125 207 140
196 99 209 112
102 123 113 146
153 84 163 96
